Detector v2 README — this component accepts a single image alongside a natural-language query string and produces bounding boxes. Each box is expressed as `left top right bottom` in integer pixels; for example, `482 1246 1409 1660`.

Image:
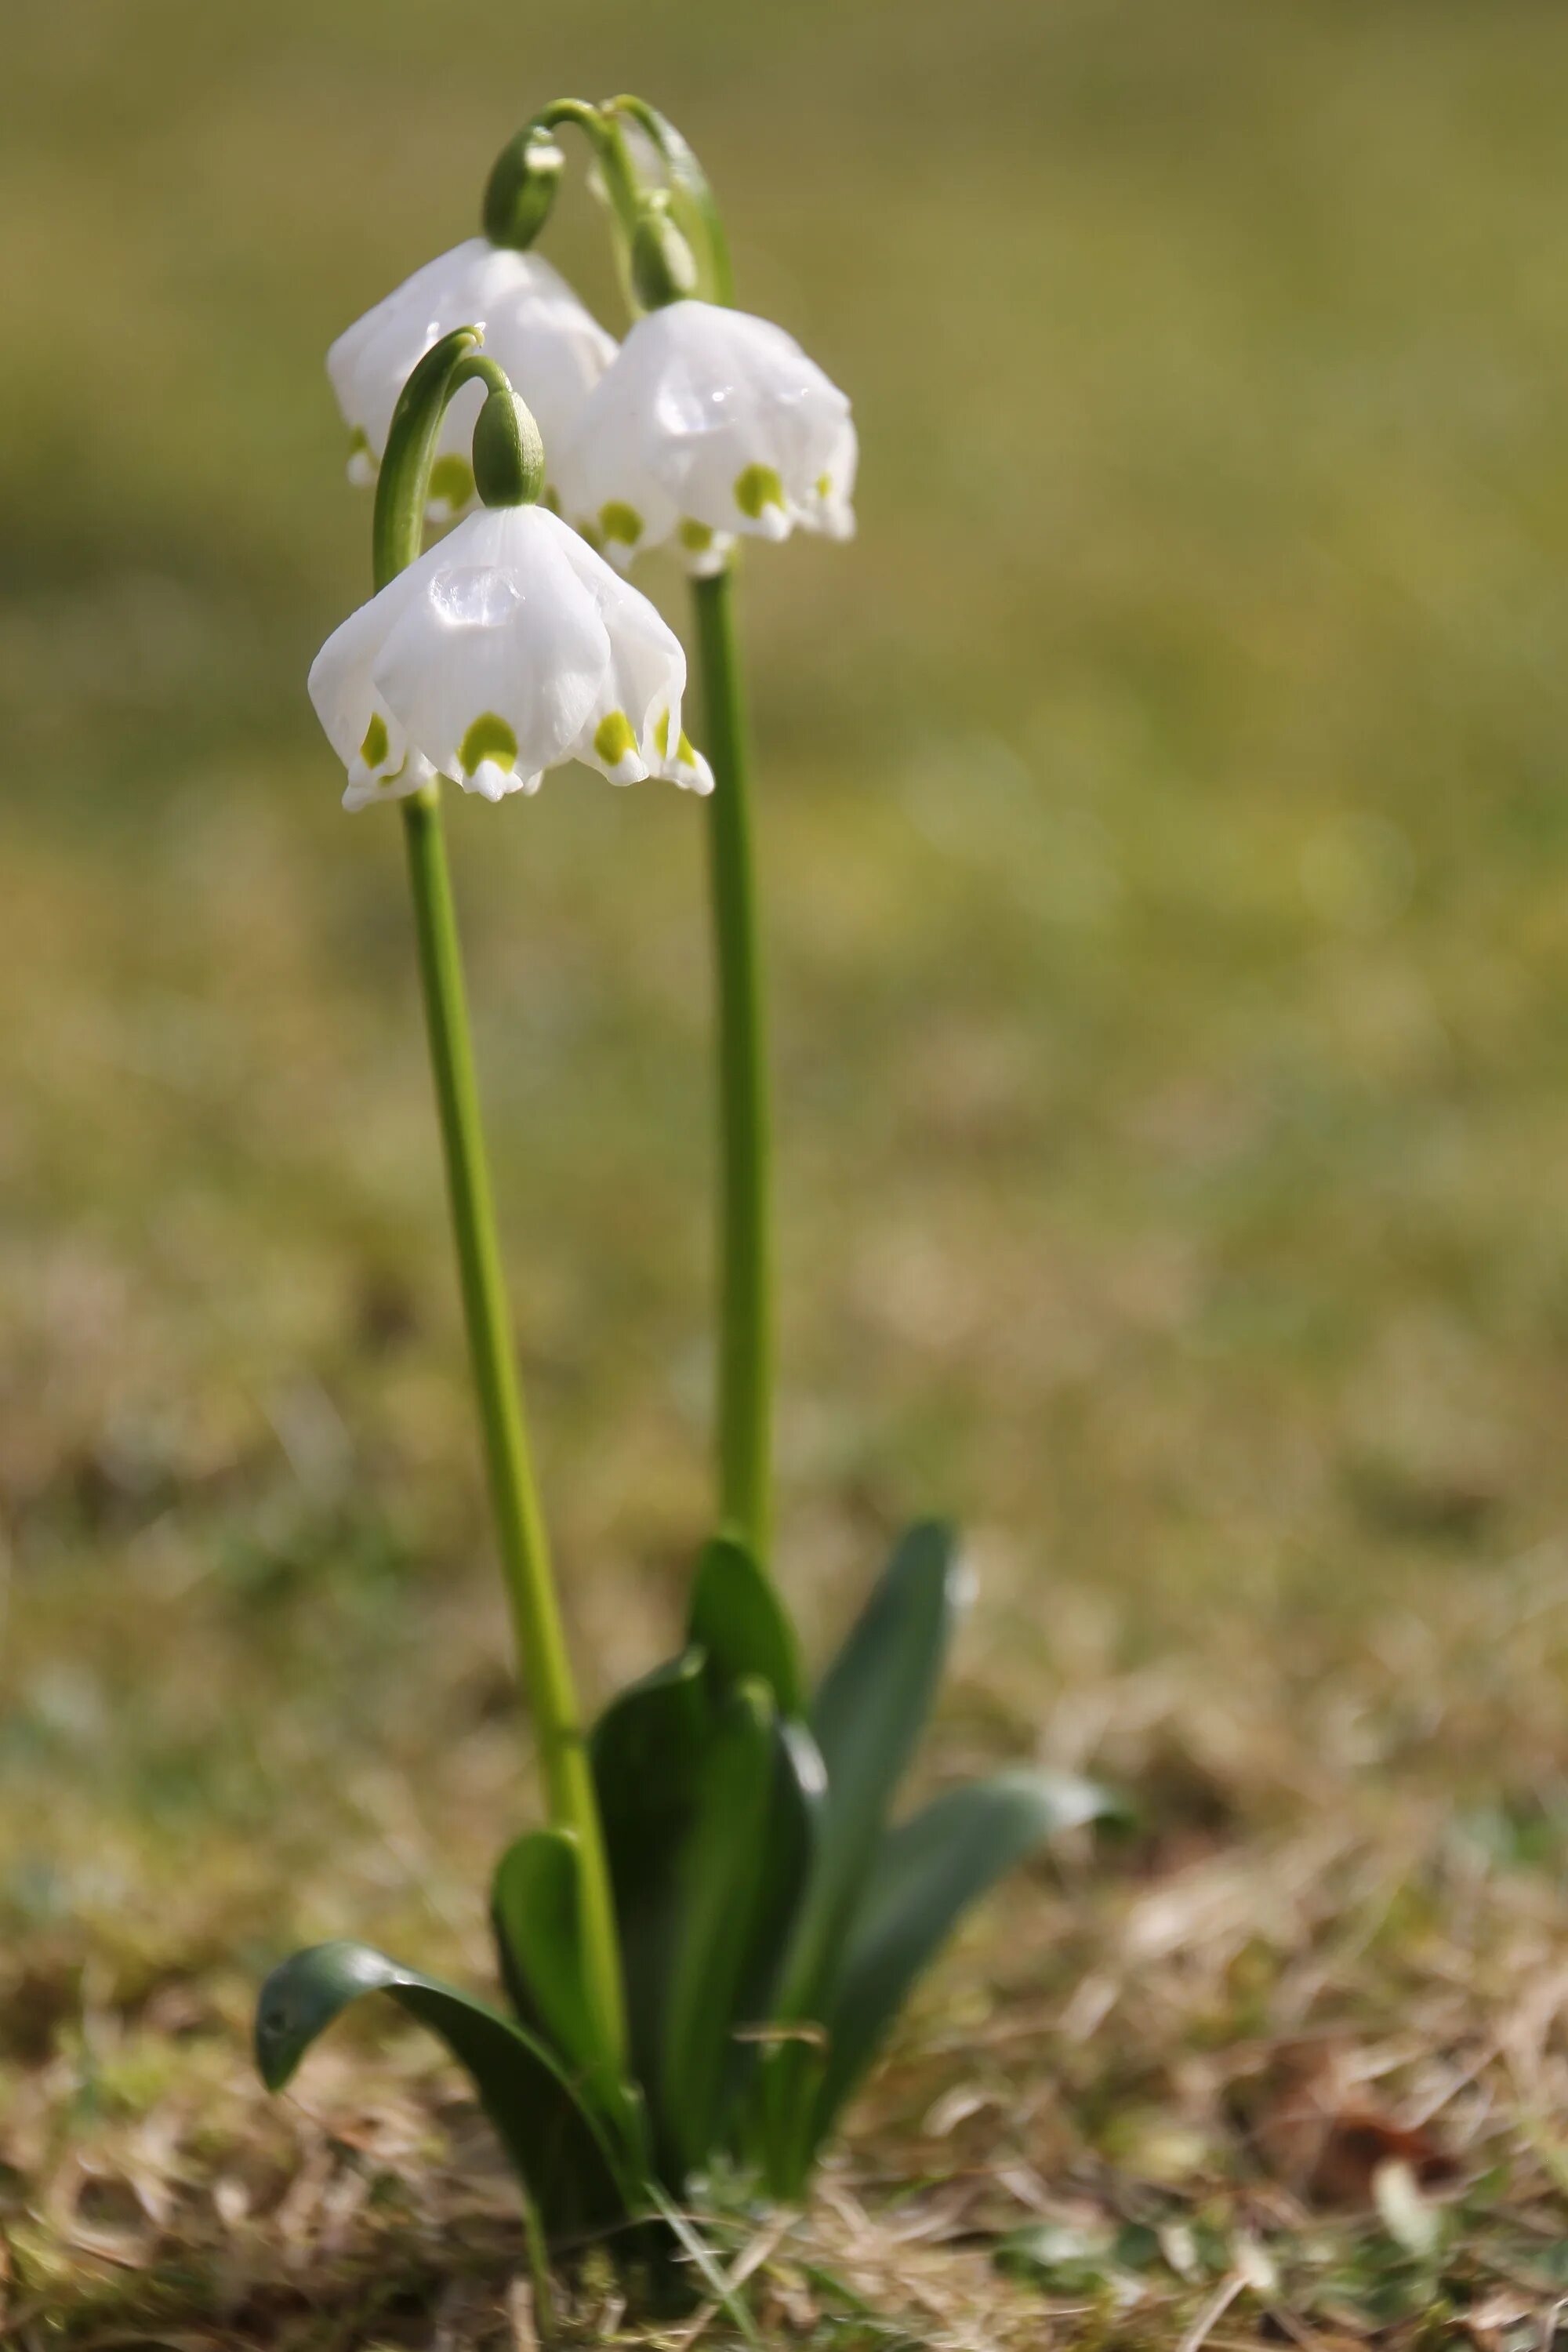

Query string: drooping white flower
309 503 713 810
327 240 617 523
555 299 855 575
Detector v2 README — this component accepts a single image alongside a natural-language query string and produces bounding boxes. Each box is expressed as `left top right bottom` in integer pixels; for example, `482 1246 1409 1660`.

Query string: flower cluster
330 245 855 565
314 201 857 811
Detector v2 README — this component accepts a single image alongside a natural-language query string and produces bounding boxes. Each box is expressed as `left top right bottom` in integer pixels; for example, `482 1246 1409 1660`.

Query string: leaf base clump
256 1520 1121 2254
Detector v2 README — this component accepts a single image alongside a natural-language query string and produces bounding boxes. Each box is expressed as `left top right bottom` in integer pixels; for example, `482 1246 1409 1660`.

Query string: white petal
326 240 617 520
342 738 439 812
557 299 853 560
371 506 612 786
554 353 683 561
797 413 859 540
676 524 737 579
307 558 432 769
465 758 513 802
310 501 708 811
666 735 715 794
552 521 691 782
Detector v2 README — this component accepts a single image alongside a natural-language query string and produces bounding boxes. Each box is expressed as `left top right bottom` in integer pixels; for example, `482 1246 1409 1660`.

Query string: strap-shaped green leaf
490 1829 648 2168
733 1718 827 2030
808 1770 1122 2147
746 1522 961 2190
780 1520 963 2016
254 1940 637 2237
659 1677 776 2174
688 1534 805 1715
590 1648 714 2113
593 1653 824 2186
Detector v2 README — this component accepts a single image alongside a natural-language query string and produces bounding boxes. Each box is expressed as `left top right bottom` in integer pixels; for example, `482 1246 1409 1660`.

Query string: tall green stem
377 333 624 2065
693 567 773 1561
398 791 622 2060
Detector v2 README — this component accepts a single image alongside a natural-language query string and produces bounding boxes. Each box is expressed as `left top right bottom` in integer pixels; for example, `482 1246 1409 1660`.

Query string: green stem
601 96 735 304
376 332 625 2066
398 793 623 2061
692 567 773 1563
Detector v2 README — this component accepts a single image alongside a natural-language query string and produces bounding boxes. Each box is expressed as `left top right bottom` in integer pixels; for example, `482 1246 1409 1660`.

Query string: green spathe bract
259 93 1119 2296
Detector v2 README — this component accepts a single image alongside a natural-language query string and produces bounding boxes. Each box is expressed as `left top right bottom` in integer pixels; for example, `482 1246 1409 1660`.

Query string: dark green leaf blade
734 1717 827 2029
491 1828 648 2168
782 1520 964 2013
660 1677 777 2175
590 1649 713 2114
750 1523 961 2193
809 1770 1123 2144
254 1939 636 2236
688 1534 805 1715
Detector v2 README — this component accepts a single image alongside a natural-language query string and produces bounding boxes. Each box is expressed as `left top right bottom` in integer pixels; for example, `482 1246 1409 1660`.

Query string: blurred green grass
9 0 1568 2331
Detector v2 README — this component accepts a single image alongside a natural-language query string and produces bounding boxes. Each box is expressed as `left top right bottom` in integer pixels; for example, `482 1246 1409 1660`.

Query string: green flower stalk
691 564 774 1556
376 340 624 2068
298 331 717 2078
560 120 858 1566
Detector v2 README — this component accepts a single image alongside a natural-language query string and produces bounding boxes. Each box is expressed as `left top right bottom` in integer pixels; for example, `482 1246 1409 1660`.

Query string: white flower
327 241 617 523
555 299 855 575
309 503 713 811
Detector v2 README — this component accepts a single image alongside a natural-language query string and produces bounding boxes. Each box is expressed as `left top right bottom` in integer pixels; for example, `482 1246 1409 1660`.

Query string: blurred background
7 0 1568 2330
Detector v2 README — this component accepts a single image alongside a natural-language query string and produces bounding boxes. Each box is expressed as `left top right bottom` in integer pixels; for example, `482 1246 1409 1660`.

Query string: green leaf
593 1653 825 2186
734 1718 827 2027
749 1522 961 2191
660 1678 777 2174
688 1534 804 1715
254 1940 637 2237
809 1770 1122 2144
591 1648 714 2110
722 1717 829 2188
490 1829 647 2167
782 1520 964 2013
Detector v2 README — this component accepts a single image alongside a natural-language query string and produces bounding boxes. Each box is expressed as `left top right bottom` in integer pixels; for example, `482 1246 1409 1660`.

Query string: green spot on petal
676 729 699 765
815 472 833 498
593 709 637 768
360 713 390 768
599 502 643 546
678 518 715 554
734 463 784 521
653 709 671 757
429 455 475 511
459 713 518 777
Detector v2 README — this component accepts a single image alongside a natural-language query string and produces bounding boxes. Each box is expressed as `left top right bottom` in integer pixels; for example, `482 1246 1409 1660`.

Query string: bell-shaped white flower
328 240 617 523
309 503 713 810
556 299 855 575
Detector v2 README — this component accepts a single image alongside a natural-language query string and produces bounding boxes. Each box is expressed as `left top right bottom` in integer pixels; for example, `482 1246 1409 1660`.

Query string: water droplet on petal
430 568 524 628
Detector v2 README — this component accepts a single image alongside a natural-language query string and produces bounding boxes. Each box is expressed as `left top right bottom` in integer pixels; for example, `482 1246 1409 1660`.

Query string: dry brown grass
10 0 1568 2339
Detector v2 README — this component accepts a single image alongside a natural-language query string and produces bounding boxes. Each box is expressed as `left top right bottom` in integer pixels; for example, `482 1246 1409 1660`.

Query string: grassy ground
7 0 1568 2340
